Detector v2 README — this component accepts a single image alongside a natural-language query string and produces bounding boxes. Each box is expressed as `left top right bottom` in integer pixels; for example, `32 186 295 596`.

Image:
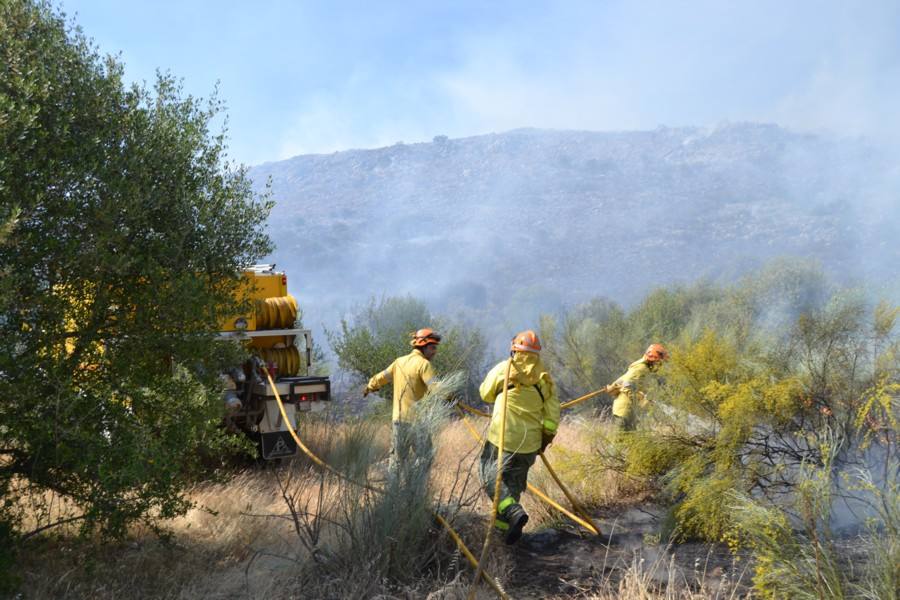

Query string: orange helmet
411 328 442 347
644 343 669 362
511 330 541 353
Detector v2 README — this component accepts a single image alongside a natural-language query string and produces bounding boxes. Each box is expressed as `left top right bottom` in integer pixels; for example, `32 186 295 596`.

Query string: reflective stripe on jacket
479 359 560 454
367 349 437 422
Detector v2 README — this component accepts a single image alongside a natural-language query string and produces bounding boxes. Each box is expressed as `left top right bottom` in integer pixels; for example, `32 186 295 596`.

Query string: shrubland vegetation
328 295 487 403
316 261 898 598
5 258 898 597
271 376 478 598
2 2 897 599
541 260 899 599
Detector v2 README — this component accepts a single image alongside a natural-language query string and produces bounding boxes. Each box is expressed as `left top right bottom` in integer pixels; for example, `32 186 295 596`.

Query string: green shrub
731 444 899 600
544 264 898 551
328 295 486 403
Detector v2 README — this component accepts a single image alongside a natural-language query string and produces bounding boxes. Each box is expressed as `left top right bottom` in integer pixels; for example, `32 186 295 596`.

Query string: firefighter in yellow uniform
365 328 441 471
478 330 560 544
609 343 669 431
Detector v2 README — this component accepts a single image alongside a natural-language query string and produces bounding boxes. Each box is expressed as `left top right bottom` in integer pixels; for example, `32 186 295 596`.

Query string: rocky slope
250 124 899 331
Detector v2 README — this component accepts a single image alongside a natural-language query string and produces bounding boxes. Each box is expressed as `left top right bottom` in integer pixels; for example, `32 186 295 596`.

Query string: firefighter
478 330 560 544
364 328 441 471
608 343 669 431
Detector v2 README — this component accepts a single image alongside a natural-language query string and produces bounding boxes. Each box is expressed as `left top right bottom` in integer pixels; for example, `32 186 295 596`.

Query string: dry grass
17 468 310 598
14 414 742 599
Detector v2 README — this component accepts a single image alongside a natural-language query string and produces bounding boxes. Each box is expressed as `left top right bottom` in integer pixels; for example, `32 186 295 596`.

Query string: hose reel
255 294 298 329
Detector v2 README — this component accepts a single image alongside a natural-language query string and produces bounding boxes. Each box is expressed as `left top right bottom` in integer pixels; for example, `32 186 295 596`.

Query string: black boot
502 503 528 545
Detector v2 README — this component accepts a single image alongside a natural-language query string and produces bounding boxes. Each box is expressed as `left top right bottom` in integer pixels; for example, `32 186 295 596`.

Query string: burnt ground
505 504 753 599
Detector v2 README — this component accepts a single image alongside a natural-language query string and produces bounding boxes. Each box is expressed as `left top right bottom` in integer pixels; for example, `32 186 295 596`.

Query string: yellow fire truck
218 265 330 460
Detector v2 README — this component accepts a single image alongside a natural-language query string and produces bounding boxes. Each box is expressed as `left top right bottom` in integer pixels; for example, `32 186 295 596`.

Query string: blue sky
62 0 900 166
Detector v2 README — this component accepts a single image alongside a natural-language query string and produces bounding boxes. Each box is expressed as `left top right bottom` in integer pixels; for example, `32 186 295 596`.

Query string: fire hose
463 382 608 598
454 405 600 535
255 294 298 329
268 369 611 599
468 360 512 599
265 370 509 600
459 385 614 417
454 383 614 537
561 385 614 409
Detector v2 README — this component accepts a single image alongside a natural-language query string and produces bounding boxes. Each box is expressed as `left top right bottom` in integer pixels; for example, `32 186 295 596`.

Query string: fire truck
218 265 330 460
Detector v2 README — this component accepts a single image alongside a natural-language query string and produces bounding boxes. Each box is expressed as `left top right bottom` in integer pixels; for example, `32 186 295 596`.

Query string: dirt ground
14 418 759 599
504 504 752 599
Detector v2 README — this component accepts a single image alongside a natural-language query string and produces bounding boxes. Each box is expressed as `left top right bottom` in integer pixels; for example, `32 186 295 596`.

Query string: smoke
251 1 900 363
256 125 900 367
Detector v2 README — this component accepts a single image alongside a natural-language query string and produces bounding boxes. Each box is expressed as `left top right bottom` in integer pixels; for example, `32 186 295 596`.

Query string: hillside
250 124 899 332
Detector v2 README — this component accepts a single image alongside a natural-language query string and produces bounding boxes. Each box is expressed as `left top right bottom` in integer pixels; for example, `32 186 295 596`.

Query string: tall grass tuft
283 372 477 598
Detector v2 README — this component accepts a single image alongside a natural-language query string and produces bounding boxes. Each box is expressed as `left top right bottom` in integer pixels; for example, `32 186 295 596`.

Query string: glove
540 431 555 453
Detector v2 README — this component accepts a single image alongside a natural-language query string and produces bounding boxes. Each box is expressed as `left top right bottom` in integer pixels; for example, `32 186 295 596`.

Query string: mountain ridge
250 123 898 332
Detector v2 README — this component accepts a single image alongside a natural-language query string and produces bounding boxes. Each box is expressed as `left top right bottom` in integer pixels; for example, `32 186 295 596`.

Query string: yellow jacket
367 349 437 422
611 358 656 418
479 359 560 454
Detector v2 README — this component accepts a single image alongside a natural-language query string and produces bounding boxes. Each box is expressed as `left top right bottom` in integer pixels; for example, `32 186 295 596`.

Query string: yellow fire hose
455 384 612 536
454 406 599 535
265 371 509 599
256 294 298 329
560 385 613 410
468 360 512 599
537 452 601 535
435 512 508 599
456 401 492 418
457 384 612 417
266 370 383 494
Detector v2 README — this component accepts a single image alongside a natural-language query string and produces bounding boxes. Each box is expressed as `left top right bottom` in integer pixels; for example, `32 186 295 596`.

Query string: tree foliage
0 0 272 567
328 295 486 404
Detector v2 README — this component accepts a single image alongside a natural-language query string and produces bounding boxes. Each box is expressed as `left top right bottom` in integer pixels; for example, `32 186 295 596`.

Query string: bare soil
506 504 752 599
